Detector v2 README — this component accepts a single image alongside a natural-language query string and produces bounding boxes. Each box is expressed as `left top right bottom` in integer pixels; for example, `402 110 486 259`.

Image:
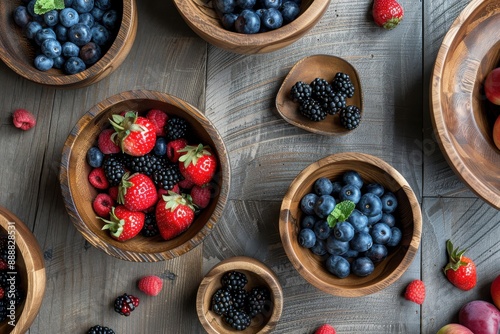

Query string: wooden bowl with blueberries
0 0 137 88
279 152 422 297
173 0 331 54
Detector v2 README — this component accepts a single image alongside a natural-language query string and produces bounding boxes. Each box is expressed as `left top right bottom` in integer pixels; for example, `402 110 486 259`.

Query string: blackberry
310 77 333 100
87 325 116 334
152 164 184 190
221 271 248 291
165 117 188 141
290 81 312 103
321 92 346 115
103 154 127 186
211 287 234 316
126 154 166 176
246 286 271 318
332 72 355 98
299 98 327 122
339 105 361 130
113 293 139 316
141 212 159 237
223 310 251 331
231 289 248 310
0 300 6 322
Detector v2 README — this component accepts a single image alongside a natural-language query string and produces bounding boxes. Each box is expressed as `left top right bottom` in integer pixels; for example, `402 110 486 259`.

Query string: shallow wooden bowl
0 0 137 88
60 90 230 262
431 0 500 209
279 152 422 297
172 0 331 54
0 206 46 334
276 54 363 135
196 256 283 334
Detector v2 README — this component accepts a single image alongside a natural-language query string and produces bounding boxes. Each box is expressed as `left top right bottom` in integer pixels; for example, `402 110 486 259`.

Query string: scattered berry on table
12 108 36 131
372 0 404 30
404 279 425 304
87 325 116 334
339 105 361 130
314 323 337 334
137 275 163 296
113 293 140 316
443 240 477 291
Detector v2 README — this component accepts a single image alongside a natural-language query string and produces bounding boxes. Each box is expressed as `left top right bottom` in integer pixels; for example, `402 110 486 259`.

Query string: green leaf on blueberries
327 200 355 228
34 0 65 15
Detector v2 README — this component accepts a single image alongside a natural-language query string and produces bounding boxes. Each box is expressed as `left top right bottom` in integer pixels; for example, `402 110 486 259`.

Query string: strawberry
178 144 217 186
110 111 157 156
167 138 188 162
137 275 163 296
92 193 114 217
100 206 145 241
88 167 109 190
146 109 168 137
372 0 404 30
443 240 477 291
155 192 195 240
314 324 336 334
191 184 212 209
118 172 158 212
12 108 36 130
98 128 120 154
404 279 425 304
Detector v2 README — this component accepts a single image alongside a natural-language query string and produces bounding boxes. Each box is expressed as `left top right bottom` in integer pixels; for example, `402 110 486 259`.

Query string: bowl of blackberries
196 256 283 333
279 152 422 297
59 89 230 262
172 0 331 54
0 0 137 88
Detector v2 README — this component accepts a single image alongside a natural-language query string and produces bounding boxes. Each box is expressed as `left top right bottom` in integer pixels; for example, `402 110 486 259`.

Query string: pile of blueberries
213 0 301 34
298 170 403 278
12 0 119 74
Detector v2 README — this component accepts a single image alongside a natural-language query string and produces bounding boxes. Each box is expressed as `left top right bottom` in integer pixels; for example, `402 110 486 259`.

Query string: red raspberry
178 179 194 190
88 167 109 190
190 185 211 209
314 324 336 334
404 279 426 305
137 275 163 296
146 109 168 136
166 138 188 162
12 108 36 130
98 128 120 154
108 186 119 201
92 193 114 217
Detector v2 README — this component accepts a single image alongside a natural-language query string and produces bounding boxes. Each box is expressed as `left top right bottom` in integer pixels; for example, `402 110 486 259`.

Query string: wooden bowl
0 206 46 334
431 0 500 209
59 90 230 262
276 54 363 135
196 256 283 334
172 0 331 54
279 152 422 297
0 0 137 88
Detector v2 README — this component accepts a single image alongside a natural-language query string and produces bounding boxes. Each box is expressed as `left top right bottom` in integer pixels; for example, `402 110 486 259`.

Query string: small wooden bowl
0 0 137 88
172 0 331 54
0 206 46 334
279 152 422 297
196 256 283 334
276 54 363 135
59 90 230 262
431 0 500 209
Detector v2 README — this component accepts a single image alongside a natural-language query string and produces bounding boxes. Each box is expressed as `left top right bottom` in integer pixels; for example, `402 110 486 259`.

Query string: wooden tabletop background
1 0 499 333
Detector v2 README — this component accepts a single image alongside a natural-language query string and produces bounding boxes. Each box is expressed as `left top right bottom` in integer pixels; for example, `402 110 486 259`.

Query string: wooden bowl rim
196 256 283 334
430 0 500 209
279 152 422 297
59 89 231 262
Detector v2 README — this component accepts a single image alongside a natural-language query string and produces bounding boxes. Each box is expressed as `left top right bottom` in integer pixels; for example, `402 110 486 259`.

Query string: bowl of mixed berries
279 152 422 297
60 90 230 262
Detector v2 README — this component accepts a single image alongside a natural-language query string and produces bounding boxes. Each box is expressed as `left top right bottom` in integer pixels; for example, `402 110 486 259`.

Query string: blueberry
219 13 237 30
343 248 359 259
79 42 101 65
62 42 80 57
91 24 110 45
259 0 282 9
326 236 349 255
342 170 363 189
351 257 374 277
95 0 112 10
311 239 327 256
280 1 300 23
370 222 392 245
153 137 167 156
64 56 86 74
331 181 343 198
300 193 318 215
325 255 350 278
347 209 368 232
339 184 361 204
65 0 74 6
333 221 355 242
313 220 331 240
214 0 237 14
380 192 398 213
90 7 105 21
367 211 383 225
26 1 42 22
35 28 57 46
43 10 59 27
237 0 256 8
314 177 333 196
349 231 373 252
261 8 283 30
79 12 95 28
357 192 383 217
54 24 68 42
386 227 402 247
235 9 261 34
313 195 335 218
34 55 54 71
59 8 80 27
41 39 62 58
72 0 94 13
364 183 385 197
300 215 316 229
68 23 92 46
365 244 388 263
102 9 118 30
52 56 65 69
298 228 316 248
86 146 104 167
13 6 30 28
379 213 396 227
24 21 43 40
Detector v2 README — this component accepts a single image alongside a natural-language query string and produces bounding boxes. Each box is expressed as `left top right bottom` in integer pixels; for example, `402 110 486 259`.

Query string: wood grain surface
0 0 498 333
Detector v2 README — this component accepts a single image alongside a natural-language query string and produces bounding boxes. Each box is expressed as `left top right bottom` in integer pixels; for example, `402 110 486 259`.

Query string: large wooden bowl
60 90 230 262
172 0 331 54
0 0 137 88
196 256 283 334
0 206 46 334
431 0 500 209
279 152 422 297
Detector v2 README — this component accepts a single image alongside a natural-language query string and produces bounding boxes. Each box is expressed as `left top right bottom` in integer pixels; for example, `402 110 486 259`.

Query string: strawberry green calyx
162 191 195 212
117 172 134 205
178 144 212 168
110 111 148 151
100 207 125 238
383 18 402 30
327 200 355 228
443 240 468 272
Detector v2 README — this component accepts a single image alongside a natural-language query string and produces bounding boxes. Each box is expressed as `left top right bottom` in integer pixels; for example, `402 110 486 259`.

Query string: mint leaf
327 200 355 228
34 0 65 15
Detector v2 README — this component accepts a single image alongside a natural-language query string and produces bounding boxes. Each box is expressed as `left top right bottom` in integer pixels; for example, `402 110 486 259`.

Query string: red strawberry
155 192 195 240
443 240 477 291
98 128 120 154
110 111 157 156
178 179 194 190
404 279 425 305
314 324 336 334
118 172 158 212
178 144 217 186
88 167 109 190
372 0 404 30
166 138 188 162
137 275 163 296
191 185 212 209
100 206 145 241
12 108 36 130
92 193 114 217
146 109 168 136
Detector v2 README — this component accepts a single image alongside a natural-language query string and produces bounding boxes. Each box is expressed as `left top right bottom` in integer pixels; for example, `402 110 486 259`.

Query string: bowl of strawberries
60 90 230 262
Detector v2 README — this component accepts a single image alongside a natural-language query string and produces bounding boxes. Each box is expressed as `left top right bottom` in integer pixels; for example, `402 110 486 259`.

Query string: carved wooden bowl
0 0 137 88
196 256 283 334
60 90 230 262
172 0 331 54
431 0 500 209
279 152 422 297
0 206 46 334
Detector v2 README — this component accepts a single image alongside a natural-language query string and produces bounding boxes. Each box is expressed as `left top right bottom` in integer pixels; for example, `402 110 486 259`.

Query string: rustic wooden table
1 0 499 333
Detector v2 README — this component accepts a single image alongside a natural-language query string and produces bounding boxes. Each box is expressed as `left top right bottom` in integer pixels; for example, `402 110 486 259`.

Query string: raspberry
108 186 119 201
190 185 211 209
315 324 337 334
404 279 425 305
146 109 168 136
137 275 163 296
178 179 194 190
12 108 36 131
166 138 188 162
98 128 120 154
92 193 114 217
88 167 109 190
